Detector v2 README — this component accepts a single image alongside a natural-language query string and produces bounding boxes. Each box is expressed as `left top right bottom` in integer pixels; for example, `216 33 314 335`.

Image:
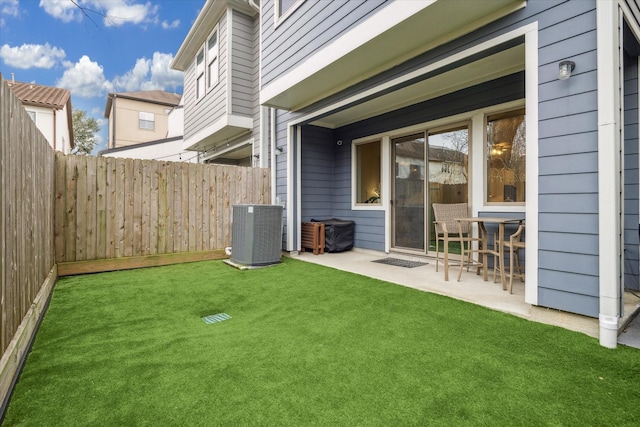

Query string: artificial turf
3 258 640 426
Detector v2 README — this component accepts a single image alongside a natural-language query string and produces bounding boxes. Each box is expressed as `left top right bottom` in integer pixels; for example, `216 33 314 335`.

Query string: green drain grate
202 313 231 324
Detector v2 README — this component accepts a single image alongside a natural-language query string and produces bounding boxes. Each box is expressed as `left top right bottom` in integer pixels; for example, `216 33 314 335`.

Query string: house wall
24 105 54 148
268 0 614 317
231 10 255 117
113 98 172 148
260 0 389 88
623 40 640 291
324 73 525 252
183 12 229 143
24 105 72 154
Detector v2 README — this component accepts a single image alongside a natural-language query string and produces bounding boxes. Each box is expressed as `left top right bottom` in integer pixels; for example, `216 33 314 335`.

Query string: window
139 112 155 130
196 48 205 100
486 109 525 203
356 140 381 204
275 0 303 23
207 30 219 89
27 110 36 122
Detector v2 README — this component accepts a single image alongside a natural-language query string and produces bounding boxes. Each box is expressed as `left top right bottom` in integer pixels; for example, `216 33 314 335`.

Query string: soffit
262 0 524 111
310 44 525 129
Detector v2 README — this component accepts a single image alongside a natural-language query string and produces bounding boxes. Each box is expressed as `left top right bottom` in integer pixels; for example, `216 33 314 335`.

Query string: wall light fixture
558 60 575 81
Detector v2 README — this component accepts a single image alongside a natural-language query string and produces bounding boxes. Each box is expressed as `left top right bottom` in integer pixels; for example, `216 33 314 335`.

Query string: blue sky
0 0 204 153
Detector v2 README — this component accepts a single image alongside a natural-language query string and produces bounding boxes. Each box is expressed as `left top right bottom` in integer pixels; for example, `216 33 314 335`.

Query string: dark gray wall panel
538 251 598 276
231 10 255 117
538 132 598 157
538 173 597 193
624 43 640 290
539 269 599 295
301 124 334 222
538 287 598 317
538 212 598 233
539 193 598 213
538 231 599 255
539 153 598 175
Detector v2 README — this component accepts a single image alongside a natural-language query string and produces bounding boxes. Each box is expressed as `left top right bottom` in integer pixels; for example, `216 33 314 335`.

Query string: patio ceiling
309 43 525 129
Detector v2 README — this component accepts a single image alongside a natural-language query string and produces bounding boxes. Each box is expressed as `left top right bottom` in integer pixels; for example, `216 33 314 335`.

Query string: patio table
455 217 524 289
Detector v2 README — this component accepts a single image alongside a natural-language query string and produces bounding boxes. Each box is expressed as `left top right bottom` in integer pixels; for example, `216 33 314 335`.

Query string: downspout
270 107 276 204
596 0 622 348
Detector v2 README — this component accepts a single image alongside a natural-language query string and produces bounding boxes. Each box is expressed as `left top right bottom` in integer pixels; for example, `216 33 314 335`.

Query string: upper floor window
139 112 155 130
196 48 205 100
275 0 304 24
207 30 219 89
486 109 525 204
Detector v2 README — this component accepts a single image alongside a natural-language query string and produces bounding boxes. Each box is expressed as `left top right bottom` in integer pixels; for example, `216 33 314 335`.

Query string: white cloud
102 1 158 27
39 0 81 23
0 43 66 69
56 55 113 98
112 52 182 92
161 19 179 29
40 0 159 27
1 0 19 17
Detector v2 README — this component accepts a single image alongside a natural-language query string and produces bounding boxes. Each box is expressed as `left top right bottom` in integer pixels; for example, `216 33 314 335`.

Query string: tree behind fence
54 153 271 263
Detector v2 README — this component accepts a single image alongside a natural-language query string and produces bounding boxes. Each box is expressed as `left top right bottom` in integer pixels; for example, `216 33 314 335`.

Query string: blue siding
261 0 388 87
624 36 640 290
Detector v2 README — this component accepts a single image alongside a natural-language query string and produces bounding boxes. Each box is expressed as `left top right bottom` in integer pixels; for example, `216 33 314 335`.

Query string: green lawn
3 258 640 426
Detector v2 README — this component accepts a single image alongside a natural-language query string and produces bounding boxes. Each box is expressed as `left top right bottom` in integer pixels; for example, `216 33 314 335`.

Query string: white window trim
138 111 155 130
206 25 220 92
483 108 527 207
352 139 384 210
195 47 206 101
274 0 305 28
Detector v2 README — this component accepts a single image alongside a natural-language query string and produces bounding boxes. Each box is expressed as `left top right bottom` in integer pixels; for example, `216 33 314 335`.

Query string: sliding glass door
391 125 469 253
392 133 425 250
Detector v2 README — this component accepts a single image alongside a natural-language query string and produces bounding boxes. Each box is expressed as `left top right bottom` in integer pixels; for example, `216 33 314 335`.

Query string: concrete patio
291 248 640 346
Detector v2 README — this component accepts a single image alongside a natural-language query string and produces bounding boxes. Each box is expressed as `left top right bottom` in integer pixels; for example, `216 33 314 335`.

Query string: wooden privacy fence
1 74 57 396
54 153 271 264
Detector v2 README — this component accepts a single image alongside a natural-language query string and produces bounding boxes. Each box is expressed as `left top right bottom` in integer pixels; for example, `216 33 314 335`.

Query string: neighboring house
6 79 74 154
171 0 261 166
99 100 196 162
176 0 640 347
104 90 182 150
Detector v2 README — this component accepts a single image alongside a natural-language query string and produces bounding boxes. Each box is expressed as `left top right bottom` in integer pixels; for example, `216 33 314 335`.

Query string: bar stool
494 224 525 293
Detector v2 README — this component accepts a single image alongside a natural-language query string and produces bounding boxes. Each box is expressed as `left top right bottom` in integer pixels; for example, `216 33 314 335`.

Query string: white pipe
599 314 619 348
270 107 277 205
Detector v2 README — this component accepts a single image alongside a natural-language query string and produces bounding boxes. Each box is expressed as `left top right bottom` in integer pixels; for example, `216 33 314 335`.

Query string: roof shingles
7 81 71 110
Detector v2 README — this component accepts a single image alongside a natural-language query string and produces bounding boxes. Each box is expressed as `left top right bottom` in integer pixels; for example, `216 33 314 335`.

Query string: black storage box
311 218 354 253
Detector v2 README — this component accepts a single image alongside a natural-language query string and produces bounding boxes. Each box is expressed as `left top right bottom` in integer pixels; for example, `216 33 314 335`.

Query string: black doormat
372 258 428 268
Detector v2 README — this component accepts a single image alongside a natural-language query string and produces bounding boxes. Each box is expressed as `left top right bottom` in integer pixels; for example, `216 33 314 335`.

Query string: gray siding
536 1 600 317
251 9 261 147
624 41 640 290
231 10 255 117
184 12 229 142
261 0 388 87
